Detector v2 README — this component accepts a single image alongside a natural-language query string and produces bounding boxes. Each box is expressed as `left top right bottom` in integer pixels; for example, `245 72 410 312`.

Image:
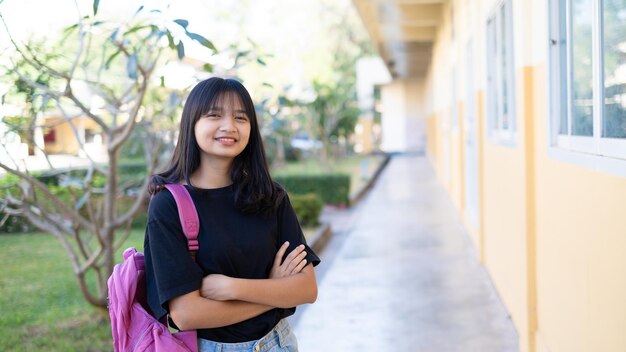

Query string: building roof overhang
352 0 443 80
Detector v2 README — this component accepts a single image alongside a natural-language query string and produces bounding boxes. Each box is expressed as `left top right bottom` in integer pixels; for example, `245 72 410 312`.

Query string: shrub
274 174 350 206
289 193 323 227
117 194 149 229
0 174 33 233
0 212 33 233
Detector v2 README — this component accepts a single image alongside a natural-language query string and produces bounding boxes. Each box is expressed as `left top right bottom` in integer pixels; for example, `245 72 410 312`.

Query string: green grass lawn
272 154 387 198
0 230 144 351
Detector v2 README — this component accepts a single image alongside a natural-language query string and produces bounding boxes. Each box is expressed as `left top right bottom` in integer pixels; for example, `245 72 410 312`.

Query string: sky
1 0 367 96
0 0 236 55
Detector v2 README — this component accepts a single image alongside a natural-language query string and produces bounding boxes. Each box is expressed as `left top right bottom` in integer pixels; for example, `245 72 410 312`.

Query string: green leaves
173 19 189 29
176 41 185 60
166 31 176 50
134 5 144 17
105 50 121 69
92 0 99 16
171 18 217 54
123 24 152 36
185 32 217 52
234 50 251 66
126 54 138 79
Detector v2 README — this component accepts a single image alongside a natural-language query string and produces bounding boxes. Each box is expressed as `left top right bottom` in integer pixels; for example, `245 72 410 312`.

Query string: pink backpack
107 184 199 352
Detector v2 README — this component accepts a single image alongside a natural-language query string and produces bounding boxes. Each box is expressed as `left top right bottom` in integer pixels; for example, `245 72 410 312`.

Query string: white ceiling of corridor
352 0 444 79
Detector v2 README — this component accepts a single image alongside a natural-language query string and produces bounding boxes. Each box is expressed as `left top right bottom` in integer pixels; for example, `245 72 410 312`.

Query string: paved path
291 155 519 352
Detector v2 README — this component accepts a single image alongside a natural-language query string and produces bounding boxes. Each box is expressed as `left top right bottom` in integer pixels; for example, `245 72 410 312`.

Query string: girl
144 77 320 352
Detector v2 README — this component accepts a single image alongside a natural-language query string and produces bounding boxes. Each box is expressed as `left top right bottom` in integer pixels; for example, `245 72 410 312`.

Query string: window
486 0 516 143
85 129 96 143
452 67 459 131
550 0 626 160
43 128 56 143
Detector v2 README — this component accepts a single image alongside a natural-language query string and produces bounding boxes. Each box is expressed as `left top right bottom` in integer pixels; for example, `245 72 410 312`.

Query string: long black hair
149 77 284 214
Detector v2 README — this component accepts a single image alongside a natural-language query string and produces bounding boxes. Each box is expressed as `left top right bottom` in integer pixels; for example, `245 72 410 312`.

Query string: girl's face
194 92 251 163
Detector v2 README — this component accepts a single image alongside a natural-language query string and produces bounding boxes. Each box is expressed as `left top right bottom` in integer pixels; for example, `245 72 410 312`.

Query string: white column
356 57 391 153
381 79 426 153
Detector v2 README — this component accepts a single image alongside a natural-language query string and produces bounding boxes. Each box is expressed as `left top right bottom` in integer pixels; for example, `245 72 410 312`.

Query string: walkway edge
308 222 332 254
349 153 391 206
308 154 390 254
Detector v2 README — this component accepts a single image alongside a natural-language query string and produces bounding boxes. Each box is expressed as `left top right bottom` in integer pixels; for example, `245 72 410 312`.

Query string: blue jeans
197 319 298 352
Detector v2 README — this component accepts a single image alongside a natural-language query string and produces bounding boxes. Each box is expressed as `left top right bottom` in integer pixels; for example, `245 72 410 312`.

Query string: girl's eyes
203 113 248 121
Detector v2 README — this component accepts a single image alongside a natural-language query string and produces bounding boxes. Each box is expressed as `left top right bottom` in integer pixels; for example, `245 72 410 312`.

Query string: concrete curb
348 154 391 206
308 222 332 254
307 154 391 253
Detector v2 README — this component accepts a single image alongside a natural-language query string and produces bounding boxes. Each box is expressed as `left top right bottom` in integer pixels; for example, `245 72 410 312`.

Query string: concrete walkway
292 155 519 352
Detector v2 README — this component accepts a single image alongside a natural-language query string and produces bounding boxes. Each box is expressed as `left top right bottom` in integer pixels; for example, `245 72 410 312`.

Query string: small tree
301 2 372 162
307 79 360 162
0 1 215 308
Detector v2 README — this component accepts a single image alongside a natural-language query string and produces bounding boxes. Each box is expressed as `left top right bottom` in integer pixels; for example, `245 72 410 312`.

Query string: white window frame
486 0 517 146
549 0 626 165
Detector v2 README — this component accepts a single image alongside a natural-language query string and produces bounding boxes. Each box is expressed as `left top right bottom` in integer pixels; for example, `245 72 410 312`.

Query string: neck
189 157 233 189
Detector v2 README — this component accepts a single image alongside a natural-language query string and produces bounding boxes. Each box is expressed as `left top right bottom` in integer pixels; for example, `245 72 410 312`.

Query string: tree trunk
274 134 286 168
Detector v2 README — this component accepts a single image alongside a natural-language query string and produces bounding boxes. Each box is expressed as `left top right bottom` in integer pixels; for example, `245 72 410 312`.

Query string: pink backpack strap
163 184 199 255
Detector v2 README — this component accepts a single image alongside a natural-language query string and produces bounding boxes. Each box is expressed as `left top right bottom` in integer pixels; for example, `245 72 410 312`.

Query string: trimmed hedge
274 174 350 206
289 193 323 227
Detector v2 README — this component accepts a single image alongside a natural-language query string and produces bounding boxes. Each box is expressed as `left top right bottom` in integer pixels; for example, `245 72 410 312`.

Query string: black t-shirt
144 184 320 343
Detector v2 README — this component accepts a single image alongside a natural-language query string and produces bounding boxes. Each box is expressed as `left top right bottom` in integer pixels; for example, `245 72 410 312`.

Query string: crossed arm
169 242 317 331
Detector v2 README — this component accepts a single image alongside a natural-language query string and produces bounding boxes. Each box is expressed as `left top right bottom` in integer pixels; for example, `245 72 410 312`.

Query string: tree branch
62 87 110 131
111 39 147 77
78 245 104 274
55 101 108 174
109 76 149 151
76 271 106 307
0 162 94 232
19 199 82 273
7 66 109 132
114 133 162 227
113 220 133 252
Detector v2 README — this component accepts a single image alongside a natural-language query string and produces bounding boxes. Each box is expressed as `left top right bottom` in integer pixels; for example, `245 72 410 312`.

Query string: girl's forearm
229 266 317 308
169 291 273 331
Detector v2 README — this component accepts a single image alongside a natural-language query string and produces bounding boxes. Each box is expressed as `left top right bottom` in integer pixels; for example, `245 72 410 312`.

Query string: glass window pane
487 17 498 132
571 0 594 136
452 68 458 128
603 0 626 138
500 4 509 130
558 0 568 134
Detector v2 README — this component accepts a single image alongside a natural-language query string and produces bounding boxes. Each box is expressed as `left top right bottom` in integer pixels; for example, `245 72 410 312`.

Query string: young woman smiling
144 77 320 352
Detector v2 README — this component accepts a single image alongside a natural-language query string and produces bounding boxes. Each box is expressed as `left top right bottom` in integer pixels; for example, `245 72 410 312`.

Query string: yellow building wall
532 63 626 352
476 90 486 263
429 0 533 350
426 114 438 165
457 102 465 212
44 118 80 154
450 126 463 209
43 117 102 155
481 129 530 352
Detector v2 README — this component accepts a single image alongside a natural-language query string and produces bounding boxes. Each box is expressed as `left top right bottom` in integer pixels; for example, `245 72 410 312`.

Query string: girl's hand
269 242 308 279
200 274 234 301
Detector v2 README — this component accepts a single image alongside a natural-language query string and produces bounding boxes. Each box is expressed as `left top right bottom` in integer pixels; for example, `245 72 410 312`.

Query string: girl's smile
194 92 251 162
